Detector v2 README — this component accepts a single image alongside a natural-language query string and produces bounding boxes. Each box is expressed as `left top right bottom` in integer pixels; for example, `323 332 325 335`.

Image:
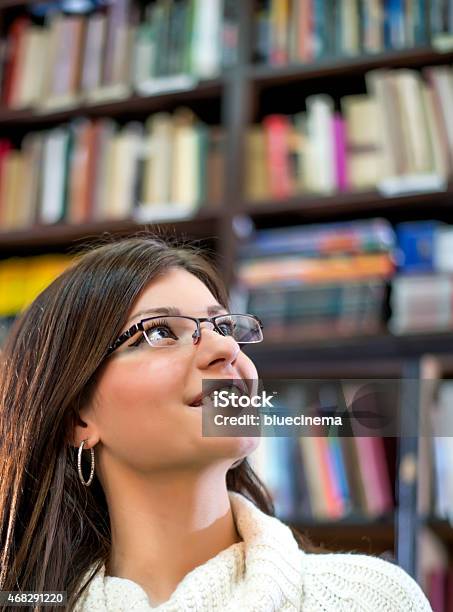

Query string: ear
67 403 100 449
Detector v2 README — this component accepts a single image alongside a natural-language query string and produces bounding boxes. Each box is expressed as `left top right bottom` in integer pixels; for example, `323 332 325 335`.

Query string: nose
194 321 240 368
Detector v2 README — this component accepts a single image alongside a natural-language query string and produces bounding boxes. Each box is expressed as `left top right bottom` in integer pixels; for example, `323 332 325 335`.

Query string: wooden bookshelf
425 517 453 546
0 78 224 128
0 0 37 7
250 48 453 86
0 210 221 254
246 331 453 373
288 514 395 555
0 0 40 7
1 0 453 590
245 187 453 222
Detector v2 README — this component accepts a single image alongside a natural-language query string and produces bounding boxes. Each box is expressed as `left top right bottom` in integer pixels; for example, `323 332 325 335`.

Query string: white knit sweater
73 491 433 611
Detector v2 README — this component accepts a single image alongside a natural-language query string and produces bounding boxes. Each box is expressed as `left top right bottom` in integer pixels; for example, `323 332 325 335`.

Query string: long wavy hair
0 233 328 612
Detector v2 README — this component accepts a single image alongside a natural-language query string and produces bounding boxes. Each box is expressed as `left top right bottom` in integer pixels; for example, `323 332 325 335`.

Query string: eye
146 322 176 344
217 319 235 335
129 319 178 348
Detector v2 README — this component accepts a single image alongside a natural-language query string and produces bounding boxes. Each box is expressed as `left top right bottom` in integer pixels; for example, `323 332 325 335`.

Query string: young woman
0 235 432 611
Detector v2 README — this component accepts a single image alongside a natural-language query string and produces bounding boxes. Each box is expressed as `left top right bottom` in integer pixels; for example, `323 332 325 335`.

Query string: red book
427 568 446 612
81 121 102 222
298 0 313 62
263 114 293 200
2 17 29 106
446 567 453 612
354 437 393 516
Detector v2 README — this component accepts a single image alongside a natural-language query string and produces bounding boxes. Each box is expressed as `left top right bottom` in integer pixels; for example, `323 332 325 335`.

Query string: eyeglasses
105 313 264 356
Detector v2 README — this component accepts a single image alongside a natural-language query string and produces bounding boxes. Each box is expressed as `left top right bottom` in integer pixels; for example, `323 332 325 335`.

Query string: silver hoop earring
78 438 95 486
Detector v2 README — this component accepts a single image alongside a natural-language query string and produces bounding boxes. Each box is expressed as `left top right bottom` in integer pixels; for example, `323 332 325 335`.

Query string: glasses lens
216 315 263 343
139 315 263 348
143 316 197 347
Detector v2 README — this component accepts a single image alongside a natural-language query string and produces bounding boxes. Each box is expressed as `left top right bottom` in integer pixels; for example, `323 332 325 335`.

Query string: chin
190 432 258 466
211 435 260 460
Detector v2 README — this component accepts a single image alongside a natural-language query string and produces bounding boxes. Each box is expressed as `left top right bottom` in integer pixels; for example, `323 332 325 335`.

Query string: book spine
332 113 348 191
263 115 293 199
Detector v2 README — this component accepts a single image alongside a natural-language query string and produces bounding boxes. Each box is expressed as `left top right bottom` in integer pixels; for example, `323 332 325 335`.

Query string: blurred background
0 1 453 609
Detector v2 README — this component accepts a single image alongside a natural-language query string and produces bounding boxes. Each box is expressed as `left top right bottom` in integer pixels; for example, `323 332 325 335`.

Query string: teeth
190 382 248 407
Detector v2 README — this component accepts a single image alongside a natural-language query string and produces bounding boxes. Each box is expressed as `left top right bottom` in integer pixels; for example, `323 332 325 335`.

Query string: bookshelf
1 0 453 601
289 513 395 556
0 78 224 126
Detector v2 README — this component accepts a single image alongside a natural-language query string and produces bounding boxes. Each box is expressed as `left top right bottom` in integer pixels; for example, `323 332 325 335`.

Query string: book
39 127 70 224
341 94 384 189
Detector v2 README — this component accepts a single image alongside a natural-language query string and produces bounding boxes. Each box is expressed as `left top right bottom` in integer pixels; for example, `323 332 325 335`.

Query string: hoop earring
78 438 95 486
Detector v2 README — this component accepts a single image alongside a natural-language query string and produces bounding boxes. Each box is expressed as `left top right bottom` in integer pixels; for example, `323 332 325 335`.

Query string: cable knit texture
72 491 433 611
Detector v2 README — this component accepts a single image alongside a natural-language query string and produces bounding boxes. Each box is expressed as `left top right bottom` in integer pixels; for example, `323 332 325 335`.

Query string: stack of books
248 381 396 520
390 221 453 334
246 64 453 200
253 0 450 66
0 110 224 231
0 0 236 110
233 218 395 341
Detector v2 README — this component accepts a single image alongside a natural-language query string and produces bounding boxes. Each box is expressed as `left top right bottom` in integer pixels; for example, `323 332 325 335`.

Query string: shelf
244 331 453 373
0 0 37 7
424 517 453 544
0 210 220 253
244 188 453 222
0 79 223 127
250 48 453 87
286 513 395 554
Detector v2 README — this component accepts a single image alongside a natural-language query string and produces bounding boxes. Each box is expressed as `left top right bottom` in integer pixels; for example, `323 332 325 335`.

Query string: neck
103 463 242 606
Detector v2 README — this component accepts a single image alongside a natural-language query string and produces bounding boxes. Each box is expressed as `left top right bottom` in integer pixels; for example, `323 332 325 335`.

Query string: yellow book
0 258 28 317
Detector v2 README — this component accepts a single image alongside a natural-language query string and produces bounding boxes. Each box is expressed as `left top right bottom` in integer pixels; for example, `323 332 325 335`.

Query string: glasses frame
105 313 264 357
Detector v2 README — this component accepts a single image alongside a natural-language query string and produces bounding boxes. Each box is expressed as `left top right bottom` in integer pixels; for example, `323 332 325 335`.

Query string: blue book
395 221 440 273
328 436 352 514
312 0 334 58
238 219 395 260
414 0 429 45
384 0 406 49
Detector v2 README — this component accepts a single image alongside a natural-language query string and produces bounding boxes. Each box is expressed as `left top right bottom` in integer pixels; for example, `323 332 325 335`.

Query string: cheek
93 354 188 442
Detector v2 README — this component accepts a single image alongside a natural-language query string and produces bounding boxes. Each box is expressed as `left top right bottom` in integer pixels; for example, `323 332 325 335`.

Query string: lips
188 378 250 407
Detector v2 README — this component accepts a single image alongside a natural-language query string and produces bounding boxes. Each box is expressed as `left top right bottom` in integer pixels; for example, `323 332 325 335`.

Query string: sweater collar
75 491 304 611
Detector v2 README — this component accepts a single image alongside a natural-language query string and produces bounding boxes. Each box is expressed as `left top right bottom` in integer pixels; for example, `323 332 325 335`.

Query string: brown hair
0 232 327 612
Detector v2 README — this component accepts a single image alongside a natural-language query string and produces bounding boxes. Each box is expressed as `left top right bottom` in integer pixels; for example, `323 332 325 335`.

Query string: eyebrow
125 304 228 326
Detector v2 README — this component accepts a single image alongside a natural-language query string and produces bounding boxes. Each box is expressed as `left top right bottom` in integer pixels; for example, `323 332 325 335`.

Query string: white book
15 27 46 108
107 122 143 220
340 0 360 55
40 128 69 224
141 113 174 206
91 120 116 221
429 67 453 168
81 14 107 94
191 0 222 78
432 382 453 523
395 70 434 174
171 120 199 207
434 226 453 273
305 95 335 194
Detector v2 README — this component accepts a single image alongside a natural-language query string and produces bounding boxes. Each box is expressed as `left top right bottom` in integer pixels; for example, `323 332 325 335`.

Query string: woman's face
79 267 260 474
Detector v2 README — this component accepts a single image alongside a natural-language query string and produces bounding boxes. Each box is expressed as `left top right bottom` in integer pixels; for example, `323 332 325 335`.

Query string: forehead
127 268 225 322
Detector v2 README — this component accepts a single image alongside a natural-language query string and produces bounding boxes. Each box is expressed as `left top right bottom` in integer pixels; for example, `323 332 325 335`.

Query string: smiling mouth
188 381 249 407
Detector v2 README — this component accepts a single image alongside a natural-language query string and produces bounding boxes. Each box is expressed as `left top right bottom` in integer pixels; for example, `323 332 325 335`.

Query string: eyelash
129 319 168 348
